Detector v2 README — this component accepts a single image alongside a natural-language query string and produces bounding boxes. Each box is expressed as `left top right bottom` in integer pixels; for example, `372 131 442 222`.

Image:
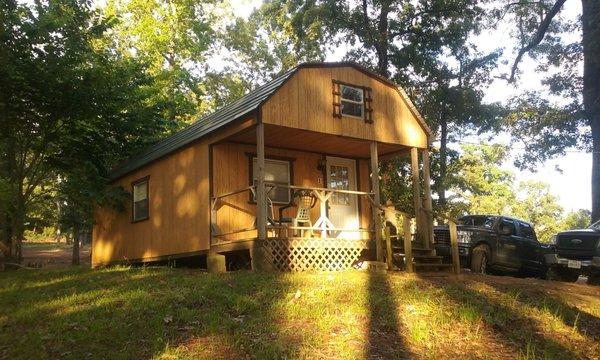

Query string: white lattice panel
262 238 369 271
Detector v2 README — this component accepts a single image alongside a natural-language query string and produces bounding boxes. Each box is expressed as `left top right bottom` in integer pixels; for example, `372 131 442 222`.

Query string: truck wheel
587 274 600 286
471 244 490 274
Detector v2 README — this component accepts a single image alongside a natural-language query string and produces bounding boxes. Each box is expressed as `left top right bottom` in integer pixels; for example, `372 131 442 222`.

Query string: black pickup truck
434 215 549 277
545 220 600 285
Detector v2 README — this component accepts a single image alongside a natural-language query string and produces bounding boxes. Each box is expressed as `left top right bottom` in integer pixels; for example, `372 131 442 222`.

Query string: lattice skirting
262 238 370 271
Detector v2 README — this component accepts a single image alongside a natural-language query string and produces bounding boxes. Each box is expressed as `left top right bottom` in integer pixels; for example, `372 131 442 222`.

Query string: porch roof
226 123 408 159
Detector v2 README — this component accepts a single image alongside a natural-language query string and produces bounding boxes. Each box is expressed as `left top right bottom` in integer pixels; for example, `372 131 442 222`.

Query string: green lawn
0 267 598 359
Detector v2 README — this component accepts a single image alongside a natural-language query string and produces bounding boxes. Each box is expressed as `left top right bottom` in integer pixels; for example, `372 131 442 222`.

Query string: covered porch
208 122 439 271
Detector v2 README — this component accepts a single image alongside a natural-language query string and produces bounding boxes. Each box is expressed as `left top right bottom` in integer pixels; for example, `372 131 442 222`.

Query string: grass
0 267 598 359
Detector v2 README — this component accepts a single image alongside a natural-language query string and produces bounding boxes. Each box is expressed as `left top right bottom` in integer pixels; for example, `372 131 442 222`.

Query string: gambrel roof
110 62 430 180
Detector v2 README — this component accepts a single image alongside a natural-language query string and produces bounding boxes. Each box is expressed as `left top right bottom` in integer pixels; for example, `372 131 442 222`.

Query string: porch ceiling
224 124 407 159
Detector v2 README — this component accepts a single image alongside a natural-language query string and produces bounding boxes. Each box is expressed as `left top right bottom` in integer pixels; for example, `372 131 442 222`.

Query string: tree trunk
376 3 390 78
11 197 25 262
72 224 80 266
438 116 448 208
582 0 600 222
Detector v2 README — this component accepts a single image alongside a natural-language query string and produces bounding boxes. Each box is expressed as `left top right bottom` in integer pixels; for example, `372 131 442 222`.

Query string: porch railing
210 183 377 244
210 185 257 242
263 182 376 239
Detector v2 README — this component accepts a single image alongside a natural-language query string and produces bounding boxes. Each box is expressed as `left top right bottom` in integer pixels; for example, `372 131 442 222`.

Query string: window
458 215 497 228
252 158 291 204
340 84 364 118
499 219 516 236
332 81 372 121
132 177 149 222
329 165 350 205
518 222 536 240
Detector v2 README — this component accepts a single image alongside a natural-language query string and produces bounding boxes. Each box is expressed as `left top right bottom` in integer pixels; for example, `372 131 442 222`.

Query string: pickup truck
434 215 549 277
545 220 600 285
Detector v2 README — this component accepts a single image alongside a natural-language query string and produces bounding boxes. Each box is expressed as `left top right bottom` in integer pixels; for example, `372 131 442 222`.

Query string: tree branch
508 0 567 82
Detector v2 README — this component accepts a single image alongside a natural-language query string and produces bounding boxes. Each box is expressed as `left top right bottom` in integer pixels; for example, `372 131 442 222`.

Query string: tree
411 49 503 209
561 208 591 230
513 180 564 243
260 0 503 216
450 144 516 216
0 0 169 263
104 0 218 125
503 0 599 222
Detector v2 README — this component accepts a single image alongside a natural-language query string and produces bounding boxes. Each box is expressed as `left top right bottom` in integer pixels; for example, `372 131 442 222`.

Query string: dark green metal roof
109 66 297 181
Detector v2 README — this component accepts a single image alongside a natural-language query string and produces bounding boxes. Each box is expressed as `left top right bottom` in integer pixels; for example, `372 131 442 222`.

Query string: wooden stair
392 244 454 273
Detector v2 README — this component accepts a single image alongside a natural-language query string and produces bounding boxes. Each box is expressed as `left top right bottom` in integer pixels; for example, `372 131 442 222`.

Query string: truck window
499 219 516 236
458 216 497 227
518 222 536 240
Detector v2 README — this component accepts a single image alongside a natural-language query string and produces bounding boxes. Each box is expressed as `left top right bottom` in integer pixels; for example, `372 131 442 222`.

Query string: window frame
339 84 365 119
518 221 537 241
131 176 150 223
498 218 516 236
247 155 294 205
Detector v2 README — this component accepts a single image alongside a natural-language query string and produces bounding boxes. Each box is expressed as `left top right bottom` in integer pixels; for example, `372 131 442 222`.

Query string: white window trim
340 84 364 119
252 157 292 204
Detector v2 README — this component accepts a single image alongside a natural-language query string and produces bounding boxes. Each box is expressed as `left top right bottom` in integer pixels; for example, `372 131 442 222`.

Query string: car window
458 216 497 228
518 222 536 240
499 219 516 236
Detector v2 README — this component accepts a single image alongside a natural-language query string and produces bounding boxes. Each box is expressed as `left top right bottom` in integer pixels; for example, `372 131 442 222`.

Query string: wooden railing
210 185 257 241
210 183 378 243
431 211 461 274
262 182 376 239
381 204 414 272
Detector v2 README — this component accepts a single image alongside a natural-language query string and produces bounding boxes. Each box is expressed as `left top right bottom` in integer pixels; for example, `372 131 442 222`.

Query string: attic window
340 85 363 118
332 81 373 122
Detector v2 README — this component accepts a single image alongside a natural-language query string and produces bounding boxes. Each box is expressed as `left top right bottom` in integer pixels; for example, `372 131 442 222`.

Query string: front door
326 156 359 239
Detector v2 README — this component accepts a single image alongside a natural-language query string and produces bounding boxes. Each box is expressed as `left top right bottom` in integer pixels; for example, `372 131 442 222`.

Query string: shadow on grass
366 271 411 359
420 276 581 359
0 268 301 359
484 280 600 341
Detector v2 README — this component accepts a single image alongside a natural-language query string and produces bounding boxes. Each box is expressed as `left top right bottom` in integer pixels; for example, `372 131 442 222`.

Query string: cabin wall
92 118 255 266
92 141 210 266
212 142 373 242
261 66 428 149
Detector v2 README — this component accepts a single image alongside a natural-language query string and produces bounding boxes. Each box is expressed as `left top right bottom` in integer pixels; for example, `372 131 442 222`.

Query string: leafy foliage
0 0 170 261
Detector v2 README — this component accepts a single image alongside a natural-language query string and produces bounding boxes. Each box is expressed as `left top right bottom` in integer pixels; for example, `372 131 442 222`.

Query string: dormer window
340 85 364 118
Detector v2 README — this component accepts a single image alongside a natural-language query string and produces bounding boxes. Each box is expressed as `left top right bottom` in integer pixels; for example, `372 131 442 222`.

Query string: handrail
265 182 374 196
212 185 255 201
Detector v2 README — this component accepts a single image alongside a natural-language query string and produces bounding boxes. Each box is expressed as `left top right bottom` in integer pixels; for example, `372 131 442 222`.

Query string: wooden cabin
92 62 437 272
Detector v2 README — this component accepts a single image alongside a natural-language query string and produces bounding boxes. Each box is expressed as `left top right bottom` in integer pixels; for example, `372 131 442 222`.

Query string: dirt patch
21 242 91 268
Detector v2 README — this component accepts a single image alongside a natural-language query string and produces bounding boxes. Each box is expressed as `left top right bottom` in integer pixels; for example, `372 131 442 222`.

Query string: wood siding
92 119 255 266
212 142 373 242
260 66 428 148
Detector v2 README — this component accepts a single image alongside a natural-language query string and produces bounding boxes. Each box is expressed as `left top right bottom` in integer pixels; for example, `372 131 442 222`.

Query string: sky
228 0 591 212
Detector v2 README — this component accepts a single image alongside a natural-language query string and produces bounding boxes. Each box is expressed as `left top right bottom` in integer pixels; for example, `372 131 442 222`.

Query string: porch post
370 141 383 262
256 122 267 241
410 147 424 248
422 149 435 250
